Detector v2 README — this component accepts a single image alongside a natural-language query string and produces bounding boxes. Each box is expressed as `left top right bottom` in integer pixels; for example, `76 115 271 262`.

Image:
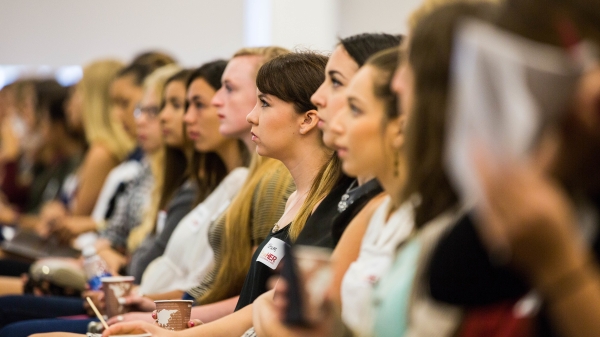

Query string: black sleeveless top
234 176 355 310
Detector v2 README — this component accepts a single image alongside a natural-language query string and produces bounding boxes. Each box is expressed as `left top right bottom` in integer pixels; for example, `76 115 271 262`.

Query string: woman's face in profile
311 45 359 150
184 78 230 153
159 80 187 147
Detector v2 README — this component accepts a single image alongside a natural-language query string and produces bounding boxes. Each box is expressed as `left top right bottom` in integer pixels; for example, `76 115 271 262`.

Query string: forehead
187 78 216 97
111 75 137 96
141 88 158 106
165 80 186 96
223 55 261 82
327 45 359 75
347 65 377 98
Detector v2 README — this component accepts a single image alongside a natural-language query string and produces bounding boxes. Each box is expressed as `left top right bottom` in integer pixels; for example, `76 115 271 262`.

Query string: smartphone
281 244 333 327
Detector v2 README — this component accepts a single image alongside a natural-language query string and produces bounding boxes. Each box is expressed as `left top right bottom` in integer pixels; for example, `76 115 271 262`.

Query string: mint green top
372 239 421 337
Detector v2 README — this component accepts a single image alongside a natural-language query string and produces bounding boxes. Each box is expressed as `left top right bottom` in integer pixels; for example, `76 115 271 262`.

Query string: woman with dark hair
309 33 403 249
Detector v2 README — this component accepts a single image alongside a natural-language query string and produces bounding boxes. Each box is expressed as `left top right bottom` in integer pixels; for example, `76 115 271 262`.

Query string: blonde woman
36 59 135 239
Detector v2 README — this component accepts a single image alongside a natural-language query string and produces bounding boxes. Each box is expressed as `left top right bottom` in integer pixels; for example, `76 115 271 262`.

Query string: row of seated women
0 0 599 335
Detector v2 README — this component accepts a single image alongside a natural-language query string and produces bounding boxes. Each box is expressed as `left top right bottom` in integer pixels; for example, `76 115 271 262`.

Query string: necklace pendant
272 223 280 233
338 199 348 213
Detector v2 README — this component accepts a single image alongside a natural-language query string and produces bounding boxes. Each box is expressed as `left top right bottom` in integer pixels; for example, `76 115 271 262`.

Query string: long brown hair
185 60 238 204
400 2 499 229
256 52 333 240
199 47 292 304
160 70 194 211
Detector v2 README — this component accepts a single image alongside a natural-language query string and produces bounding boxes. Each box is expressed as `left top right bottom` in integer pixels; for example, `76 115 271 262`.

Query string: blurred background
0 0 421 88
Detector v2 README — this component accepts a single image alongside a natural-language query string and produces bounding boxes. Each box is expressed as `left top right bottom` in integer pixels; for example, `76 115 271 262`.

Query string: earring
393 151 399 178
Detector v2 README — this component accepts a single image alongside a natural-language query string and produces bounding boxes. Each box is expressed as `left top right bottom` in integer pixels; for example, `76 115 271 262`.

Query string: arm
129 185 195 281
70 144 119 216
190 296 239 323
104 303 253 337
328 194 385 307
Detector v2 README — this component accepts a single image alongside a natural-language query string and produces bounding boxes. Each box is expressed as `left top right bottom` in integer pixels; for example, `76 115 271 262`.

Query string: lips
217 113 225 120
250 131 258 142
336 147 348 158
187 131 200 140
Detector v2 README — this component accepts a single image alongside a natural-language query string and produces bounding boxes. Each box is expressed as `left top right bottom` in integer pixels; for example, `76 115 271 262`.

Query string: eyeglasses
133 104 161 119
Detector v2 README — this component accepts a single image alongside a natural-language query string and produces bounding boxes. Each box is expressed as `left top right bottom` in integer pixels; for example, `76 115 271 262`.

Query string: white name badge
156 210 167 235
256 237 286 270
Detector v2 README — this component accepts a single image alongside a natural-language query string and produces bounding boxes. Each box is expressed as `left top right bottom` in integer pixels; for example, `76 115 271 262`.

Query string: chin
341 163 358 178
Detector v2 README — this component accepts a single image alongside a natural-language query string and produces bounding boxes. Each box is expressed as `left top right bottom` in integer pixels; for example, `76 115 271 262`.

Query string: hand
473 141 584 283
83 290 105 316
107 311 156 325
0 202 18 225
253 280 347 337
102 320 177 337
148 310 202 329
121 293 156 312
40 201 67 224
51 218 81 244
97 248 127 276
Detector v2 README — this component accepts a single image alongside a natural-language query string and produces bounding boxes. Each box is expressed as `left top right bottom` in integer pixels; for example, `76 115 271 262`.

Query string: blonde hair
80 59 134 161
408 0 503 30
232 46 291 74
200 154 292 303
127 64 182 252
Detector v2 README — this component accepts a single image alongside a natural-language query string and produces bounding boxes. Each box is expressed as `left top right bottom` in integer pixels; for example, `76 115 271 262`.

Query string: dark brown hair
256 52 333 240
340 33 404 67
185 60 242 204
159 70 194 211
365 48 401 122
401 2 499 229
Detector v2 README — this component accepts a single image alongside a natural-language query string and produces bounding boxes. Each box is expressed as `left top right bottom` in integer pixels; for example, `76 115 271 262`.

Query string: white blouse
341 196 415 337
140 167 248 295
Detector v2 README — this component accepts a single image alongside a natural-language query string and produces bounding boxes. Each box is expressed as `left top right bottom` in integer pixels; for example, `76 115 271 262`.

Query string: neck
356 174 375 186
215 139 243 173
281 145 331 197
378 162 406 212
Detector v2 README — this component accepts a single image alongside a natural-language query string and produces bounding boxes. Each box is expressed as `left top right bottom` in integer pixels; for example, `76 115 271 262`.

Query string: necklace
272 191 308 233
337 180 358 212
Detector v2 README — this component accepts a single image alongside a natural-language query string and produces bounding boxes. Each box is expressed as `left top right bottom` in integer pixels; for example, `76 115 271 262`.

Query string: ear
298 109 320 135
389 114 407 149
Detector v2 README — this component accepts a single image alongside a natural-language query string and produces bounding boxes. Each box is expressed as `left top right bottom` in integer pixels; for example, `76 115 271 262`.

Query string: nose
183 105 195 125
391 67 403 95
246 104 259 125
212 87 224 107
311 83 326 108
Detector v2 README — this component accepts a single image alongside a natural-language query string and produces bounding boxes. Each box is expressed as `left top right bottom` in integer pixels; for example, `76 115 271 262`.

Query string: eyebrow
347 96 364 106
258 93 270 101
328 70 346 80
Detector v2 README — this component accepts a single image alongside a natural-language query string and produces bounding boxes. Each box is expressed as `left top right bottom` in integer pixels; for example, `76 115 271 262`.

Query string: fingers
187 319 204 328
102 321 159 336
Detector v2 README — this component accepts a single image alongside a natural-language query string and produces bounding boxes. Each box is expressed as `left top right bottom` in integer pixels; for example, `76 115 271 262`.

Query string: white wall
0 0 245 67
0 0 422 69
340 0 423 37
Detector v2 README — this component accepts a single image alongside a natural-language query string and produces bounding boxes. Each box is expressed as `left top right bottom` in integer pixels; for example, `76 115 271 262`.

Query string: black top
234 175 355 310
235 225 291 311
295 176 355 249
428 197 600 337
330 178 383 246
